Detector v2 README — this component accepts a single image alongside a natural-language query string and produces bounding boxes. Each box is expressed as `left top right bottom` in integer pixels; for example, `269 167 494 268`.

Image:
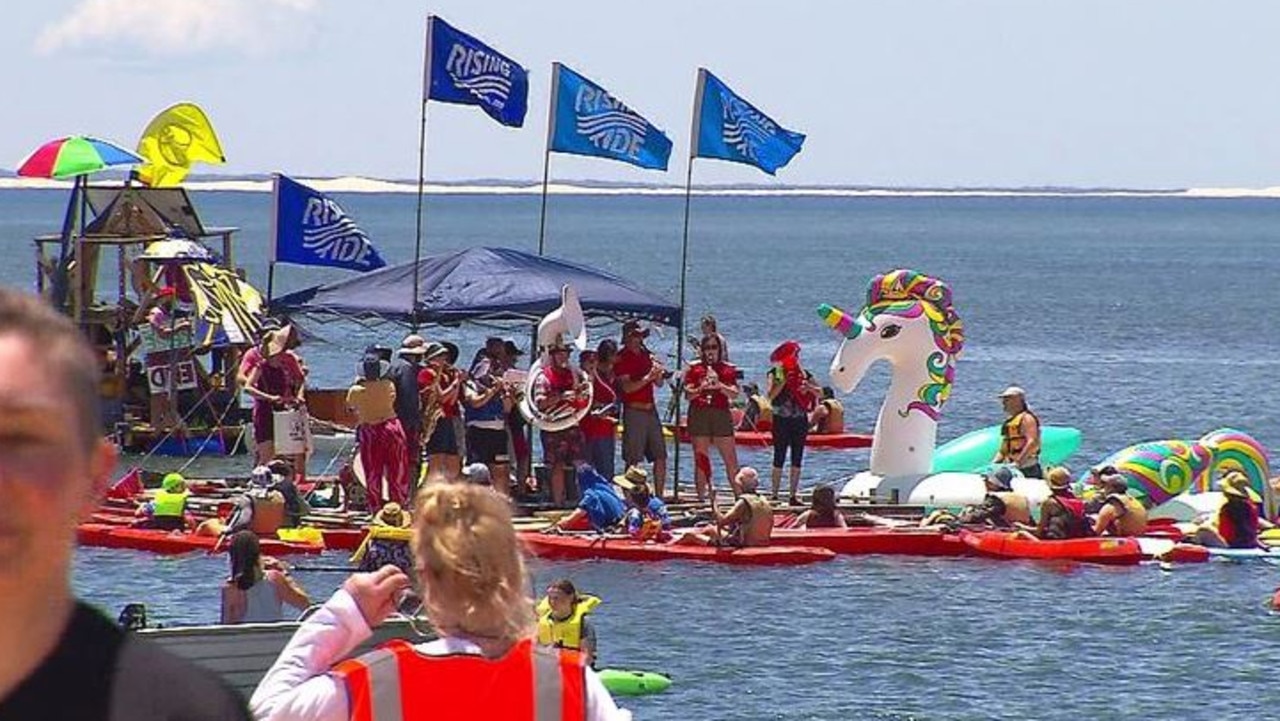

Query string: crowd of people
242 311 852 513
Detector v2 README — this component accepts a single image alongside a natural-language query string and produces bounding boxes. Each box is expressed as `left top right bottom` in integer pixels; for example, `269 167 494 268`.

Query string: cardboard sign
147 359 198 395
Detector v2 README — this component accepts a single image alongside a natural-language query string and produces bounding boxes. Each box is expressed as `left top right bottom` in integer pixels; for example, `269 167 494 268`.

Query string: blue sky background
3 0 1279 188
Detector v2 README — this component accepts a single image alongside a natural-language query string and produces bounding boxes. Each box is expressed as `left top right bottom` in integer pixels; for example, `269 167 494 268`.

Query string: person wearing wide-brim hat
615 467 670 542
993 386 1042 480
347 346 410 515
388 334 430 488
1020 466 1091 540
239 324 307 467
418 341 463 484
1193 471 1274 549
1090 472 1148 537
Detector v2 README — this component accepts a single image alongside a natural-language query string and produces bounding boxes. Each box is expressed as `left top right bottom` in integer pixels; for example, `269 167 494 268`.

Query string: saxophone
419 366 453 444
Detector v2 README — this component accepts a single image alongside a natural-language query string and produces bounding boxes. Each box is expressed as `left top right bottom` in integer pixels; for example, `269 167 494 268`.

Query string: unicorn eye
880 324 902 339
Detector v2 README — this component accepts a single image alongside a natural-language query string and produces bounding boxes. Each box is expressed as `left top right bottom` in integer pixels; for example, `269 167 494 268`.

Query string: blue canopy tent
271 246 681 328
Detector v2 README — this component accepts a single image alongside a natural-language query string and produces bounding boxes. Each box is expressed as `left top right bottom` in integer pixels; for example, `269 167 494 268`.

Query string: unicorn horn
817 304 858 338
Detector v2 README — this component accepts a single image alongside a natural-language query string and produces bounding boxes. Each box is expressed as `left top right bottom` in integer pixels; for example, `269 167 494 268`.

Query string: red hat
156 286 178 300
770 340 801 364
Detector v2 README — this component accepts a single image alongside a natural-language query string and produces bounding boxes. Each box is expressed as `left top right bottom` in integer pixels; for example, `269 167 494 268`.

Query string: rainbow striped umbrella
16 135 144 179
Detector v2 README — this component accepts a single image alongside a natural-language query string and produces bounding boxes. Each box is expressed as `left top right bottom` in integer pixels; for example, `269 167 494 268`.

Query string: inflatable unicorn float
816 268 1276 520
815 269 1034 506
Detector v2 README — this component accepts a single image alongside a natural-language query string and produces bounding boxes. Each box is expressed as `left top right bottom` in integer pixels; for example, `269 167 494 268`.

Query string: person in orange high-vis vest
250 483 629 721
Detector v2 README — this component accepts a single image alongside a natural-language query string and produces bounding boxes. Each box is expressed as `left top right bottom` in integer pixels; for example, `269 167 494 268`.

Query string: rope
132 383 222 466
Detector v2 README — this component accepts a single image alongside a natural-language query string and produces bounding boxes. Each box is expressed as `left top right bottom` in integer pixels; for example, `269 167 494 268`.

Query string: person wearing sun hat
615 466 671 541
389 334 429 485
1020 466 1091 540
993 386 1042 480
418 341 463 484
1090 471 1148 537
1193 471 1273 549
238 325 307 466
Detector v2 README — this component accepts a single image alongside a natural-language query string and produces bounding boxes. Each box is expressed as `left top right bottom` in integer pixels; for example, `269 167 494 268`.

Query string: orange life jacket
331 638 587 721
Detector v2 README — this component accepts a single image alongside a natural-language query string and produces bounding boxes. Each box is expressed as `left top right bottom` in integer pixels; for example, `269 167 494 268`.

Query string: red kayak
772 527 968 556
959 530 1142 566
76 523 324 556
519 533 836 566
88 510 367 552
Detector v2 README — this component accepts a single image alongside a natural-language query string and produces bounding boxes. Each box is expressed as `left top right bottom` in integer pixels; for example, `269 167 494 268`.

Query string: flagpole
412 17 435 331
535 148 552 256
671 70 706 502
537 62 562 257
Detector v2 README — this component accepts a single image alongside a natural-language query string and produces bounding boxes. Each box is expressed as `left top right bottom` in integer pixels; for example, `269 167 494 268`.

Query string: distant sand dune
0 175 1277 198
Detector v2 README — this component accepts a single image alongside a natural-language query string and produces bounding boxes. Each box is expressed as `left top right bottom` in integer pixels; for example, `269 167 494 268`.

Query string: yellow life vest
737 494 774 547
818 399 844 434
535 594 601 650
152 489 188 518
998 410 1039 463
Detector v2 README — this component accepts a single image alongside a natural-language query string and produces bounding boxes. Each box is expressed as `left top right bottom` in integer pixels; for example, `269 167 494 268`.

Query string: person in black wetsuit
0 288 249 721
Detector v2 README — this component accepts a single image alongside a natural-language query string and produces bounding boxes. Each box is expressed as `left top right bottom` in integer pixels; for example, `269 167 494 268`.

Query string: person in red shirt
683 336 741 500
417 342 463 483
614 321 668 497
578 350 619 478
532 338 589 506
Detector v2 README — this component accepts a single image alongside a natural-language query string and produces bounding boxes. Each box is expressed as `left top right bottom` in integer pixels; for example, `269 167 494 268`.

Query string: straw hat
1220 471 1261 502
373 502 412 528
262 325 296 358
1046 466 1073 491
613 466 649 493
399 334 429 356
999 386 1026 399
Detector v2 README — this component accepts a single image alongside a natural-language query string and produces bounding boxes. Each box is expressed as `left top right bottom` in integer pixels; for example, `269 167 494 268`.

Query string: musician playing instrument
684 336 741 501
463 338 515 496
579 349 620 478
615 320 669 497
532 336 590 506
417 342 463 483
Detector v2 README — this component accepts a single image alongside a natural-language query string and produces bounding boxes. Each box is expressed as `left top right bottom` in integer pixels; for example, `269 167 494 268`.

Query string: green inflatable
597 668 672 696
931 425 1083 474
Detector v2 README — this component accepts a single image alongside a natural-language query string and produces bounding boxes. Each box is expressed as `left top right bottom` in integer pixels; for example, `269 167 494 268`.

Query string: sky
3 0 1280 188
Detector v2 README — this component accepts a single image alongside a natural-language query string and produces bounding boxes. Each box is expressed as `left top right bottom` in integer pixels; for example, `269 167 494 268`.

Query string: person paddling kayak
677 467 773 547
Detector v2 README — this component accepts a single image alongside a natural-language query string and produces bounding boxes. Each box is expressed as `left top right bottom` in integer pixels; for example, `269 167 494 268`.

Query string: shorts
466 426 510 465
541 427 585 468
687 405 734 438
424 418 458 456
622 406 668 464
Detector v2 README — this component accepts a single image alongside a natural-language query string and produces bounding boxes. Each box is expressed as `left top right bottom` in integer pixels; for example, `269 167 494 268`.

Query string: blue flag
691 69 805 175
273 175 387 272
548 63 672 171
424 16 529 128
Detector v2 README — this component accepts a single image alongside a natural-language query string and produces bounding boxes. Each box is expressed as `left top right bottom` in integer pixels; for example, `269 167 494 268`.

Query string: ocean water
3 189 1279 717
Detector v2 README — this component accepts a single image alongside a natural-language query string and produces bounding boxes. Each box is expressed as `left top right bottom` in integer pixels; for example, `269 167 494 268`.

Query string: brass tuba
520 285 592 432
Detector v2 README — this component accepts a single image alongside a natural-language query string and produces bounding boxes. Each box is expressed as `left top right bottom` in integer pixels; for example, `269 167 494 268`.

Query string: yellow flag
136 103 226 187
